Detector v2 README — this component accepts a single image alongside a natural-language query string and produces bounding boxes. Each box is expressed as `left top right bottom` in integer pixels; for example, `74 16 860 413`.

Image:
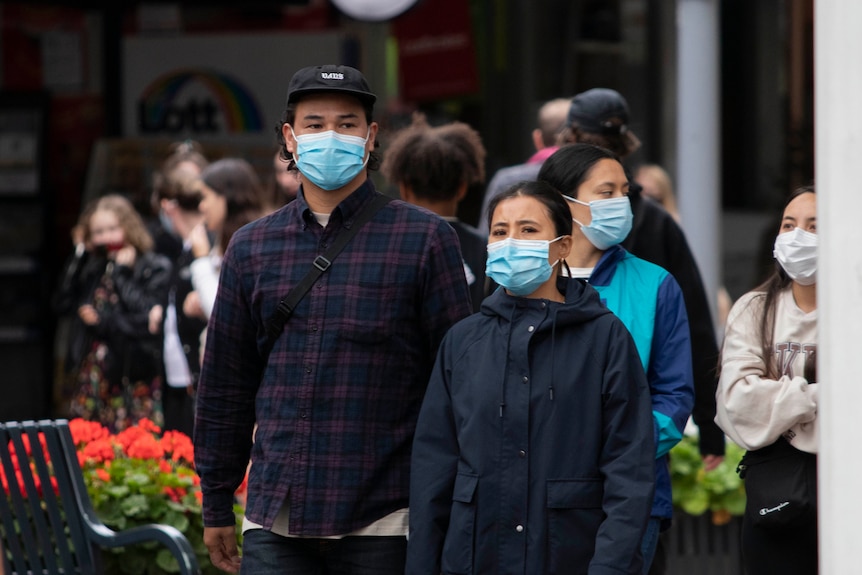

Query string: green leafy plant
669 434 747 524
69 418 245 575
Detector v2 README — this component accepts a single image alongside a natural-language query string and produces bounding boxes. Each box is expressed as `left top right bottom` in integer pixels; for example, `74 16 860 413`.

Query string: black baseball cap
286 65 377 107
567 88 631 135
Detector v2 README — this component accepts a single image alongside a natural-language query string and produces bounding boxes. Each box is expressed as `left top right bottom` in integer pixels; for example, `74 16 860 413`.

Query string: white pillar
676 0 720 324
815 1 862 572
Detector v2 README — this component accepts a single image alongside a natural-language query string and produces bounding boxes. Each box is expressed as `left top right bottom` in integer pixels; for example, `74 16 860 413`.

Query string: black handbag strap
264 192 391 352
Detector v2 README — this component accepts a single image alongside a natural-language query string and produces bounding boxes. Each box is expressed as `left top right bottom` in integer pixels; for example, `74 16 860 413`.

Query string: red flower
81 438 116 464
115 426 148 454
125 434 165 460
136 418 162 435
69 419 110 446
161 431 195 465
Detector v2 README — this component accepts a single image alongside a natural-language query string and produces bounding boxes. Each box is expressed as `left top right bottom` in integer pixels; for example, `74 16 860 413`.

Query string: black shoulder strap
264 192 392 352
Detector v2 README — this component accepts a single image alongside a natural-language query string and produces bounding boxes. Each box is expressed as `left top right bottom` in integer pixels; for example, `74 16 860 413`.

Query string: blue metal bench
0 419 200 575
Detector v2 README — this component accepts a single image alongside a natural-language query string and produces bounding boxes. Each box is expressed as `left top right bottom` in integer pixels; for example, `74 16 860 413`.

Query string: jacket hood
480 275 611 328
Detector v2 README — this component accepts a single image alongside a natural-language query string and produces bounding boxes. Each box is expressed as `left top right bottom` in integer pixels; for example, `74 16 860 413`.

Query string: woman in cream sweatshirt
716 185 818 574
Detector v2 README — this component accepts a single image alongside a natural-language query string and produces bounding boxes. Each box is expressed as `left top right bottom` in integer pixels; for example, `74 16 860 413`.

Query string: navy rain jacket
407 278 655 575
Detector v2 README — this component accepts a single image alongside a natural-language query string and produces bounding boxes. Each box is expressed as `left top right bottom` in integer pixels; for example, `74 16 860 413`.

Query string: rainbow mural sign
137 68 264 135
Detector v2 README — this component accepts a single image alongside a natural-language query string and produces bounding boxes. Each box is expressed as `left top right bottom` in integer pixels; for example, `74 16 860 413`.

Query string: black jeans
240 529 407 575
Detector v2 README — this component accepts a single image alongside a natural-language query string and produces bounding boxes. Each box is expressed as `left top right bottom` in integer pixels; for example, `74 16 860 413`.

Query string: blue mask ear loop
562 194 590 230
289 126 300 166
359 127 372 168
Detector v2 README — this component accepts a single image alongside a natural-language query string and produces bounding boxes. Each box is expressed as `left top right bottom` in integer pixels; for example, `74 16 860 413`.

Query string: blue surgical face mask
291 128 370 191
485 236 563 297
564 195 633 250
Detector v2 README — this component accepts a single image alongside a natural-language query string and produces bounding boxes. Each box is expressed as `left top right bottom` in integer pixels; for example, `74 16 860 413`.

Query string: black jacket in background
52 249 171 385
448 219 487 314
622 190 725 456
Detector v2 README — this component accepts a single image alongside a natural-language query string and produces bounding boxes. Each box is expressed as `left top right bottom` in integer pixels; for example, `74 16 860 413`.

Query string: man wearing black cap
193 64 472 574
562 87 642 158
561 87 725 575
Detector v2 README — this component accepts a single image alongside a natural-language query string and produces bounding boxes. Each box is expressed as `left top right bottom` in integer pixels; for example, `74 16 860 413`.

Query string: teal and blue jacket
590 245 694 519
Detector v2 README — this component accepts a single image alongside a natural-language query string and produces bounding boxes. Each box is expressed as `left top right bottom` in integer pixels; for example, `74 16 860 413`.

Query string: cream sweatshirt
715 288 818 453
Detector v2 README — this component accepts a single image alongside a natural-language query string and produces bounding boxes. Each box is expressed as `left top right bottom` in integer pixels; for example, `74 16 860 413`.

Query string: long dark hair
537 143 622 199
201 158 266 253
754 184 816 378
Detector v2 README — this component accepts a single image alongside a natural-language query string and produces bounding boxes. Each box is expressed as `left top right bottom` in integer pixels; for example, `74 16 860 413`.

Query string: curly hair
85 194 154 254
381 114 486 202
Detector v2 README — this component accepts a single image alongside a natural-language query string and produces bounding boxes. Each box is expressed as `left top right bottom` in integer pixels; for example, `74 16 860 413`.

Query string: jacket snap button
515 525 524 533
527 325 534 332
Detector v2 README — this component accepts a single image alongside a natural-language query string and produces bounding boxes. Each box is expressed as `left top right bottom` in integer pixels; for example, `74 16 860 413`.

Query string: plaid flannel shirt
194 180 472 536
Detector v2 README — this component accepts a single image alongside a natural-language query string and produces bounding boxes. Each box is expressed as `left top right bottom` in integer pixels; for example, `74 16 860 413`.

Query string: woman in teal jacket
407 180 655 575
538 143 695 573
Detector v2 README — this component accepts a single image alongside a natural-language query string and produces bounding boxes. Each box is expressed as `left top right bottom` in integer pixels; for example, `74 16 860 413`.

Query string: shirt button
527 325 534 332
522 376 528 384
305 366 312 373
515 525 524 533
300 409 307 419
519 450 526 458
311 325 318 332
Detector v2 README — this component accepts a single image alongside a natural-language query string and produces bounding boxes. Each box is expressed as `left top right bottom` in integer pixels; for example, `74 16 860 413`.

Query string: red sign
392 0 479 102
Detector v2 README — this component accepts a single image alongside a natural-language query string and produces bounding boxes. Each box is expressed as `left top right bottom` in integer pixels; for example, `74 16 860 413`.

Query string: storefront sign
392 0 478 102
123 32 342 142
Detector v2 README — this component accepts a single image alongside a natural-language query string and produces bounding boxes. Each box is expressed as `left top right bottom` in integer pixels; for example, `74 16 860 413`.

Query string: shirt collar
295 179 379 229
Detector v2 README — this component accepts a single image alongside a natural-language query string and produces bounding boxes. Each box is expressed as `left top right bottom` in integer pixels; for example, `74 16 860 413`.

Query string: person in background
149 140 209 260
149 167 207 437
635 163 680 222
52 194 171 432
193 64 472 574
267 148 301 207
183 157 267 322
381 113 489 312
561 88 725 476
407 180 655 574
634 162 734 333
715 185 818 574
477 97 570 235
538 143 694 573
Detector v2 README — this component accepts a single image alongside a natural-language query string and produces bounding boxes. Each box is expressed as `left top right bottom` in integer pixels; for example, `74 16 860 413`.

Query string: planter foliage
2 418 244 575
669 434 746 525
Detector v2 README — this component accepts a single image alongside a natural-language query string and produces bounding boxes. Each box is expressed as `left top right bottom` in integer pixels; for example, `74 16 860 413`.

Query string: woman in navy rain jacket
407 181 655 575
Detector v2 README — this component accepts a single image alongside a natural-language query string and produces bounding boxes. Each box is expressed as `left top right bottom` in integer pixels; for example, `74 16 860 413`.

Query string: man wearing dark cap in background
193 64 472 574
478 97 570 235
560 87 725 575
